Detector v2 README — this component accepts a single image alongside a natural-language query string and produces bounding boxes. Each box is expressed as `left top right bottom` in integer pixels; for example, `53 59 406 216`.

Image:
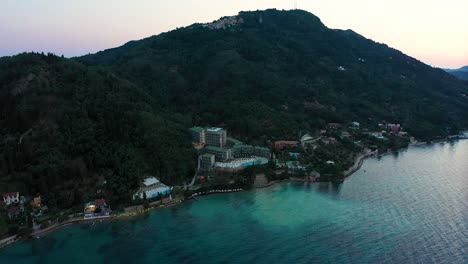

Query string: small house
31 196 41 209
350 121 360 129
274 141 299 150
327 123 342 130
3 192 19 206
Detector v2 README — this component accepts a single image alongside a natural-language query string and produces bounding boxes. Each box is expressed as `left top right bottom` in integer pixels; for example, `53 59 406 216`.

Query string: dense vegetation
1 9 467 215
0 53 195 211
80 9 468 141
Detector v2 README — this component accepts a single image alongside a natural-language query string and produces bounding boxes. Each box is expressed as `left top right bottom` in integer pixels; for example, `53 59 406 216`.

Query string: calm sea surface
1 140 467 264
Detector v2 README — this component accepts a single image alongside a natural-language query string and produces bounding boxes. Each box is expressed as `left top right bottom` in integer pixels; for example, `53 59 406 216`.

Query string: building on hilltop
133 177 173 200
205 146 232 161
205 127 227 148
198 153 215 171
3 192 19 206
203 15 245 29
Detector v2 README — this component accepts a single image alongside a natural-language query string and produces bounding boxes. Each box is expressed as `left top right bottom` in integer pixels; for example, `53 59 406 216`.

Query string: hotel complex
190 127 271 172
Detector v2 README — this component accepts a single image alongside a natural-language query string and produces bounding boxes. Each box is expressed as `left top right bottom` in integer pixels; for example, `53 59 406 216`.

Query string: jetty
189 188 243 199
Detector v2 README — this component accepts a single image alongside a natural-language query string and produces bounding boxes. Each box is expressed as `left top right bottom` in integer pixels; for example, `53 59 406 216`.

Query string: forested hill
444 66 468 80
80 9 468 140
0 54 195 208
1 9 468 209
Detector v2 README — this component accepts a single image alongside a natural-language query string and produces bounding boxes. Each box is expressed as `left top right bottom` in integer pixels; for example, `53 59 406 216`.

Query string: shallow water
1 140 467 263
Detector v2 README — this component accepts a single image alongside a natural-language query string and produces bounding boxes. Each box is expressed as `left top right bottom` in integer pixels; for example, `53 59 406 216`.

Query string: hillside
450 71 468 80
80 9 468 140
445 66 468 72
444 66 468 80
1 9 468 212
0 53 196 210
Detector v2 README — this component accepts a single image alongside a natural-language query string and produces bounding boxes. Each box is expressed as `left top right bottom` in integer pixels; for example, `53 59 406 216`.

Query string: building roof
143 177 160 186
31 196 41 205
3 192 18 199
206 127 223 132
189 126 205 133
301 134 314 142
227 137 243 145
233 144 253 149
134 185 172 200
94 198 106 206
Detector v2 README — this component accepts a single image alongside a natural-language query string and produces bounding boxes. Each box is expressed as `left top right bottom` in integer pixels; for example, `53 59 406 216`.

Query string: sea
1 139 467 263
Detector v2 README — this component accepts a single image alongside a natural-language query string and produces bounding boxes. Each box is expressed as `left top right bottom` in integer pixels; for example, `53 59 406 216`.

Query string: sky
1 0 467 69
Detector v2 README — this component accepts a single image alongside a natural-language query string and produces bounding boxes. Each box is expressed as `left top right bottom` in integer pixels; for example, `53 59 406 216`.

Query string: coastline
32 216 112 238
256 135 468 189
343 151 377 178
0 190 243 249
2 136 466 250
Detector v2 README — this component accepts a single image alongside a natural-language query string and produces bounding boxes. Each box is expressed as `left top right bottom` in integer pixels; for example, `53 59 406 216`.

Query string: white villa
133 177 172 200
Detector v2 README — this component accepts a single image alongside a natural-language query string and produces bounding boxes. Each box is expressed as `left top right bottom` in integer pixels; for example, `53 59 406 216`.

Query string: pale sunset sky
1 0 467 68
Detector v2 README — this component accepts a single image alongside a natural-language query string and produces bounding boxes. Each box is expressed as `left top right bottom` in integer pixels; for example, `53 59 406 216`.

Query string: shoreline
256 136 468 189
32 216 113 238
343 151 377 178
2 136 466 250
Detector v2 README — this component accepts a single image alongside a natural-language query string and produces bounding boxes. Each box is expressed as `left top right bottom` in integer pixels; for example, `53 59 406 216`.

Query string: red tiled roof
3 192 18 199
94 198 106 206
31 196 41 205
274 141 299 149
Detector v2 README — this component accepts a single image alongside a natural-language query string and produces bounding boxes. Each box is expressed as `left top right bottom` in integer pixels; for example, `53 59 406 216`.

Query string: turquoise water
1 141 467 263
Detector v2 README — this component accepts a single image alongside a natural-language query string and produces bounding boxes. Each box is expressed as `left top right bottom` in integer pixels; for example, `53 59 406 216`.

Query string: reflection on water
1 140 467 264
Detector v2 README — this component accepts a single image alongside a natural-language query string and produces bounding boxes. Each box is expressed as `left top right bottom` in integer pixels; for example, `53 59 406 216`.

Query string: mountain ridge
444 65 468 80
444 65 468 72
79 9 468 139
1 9 467 216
